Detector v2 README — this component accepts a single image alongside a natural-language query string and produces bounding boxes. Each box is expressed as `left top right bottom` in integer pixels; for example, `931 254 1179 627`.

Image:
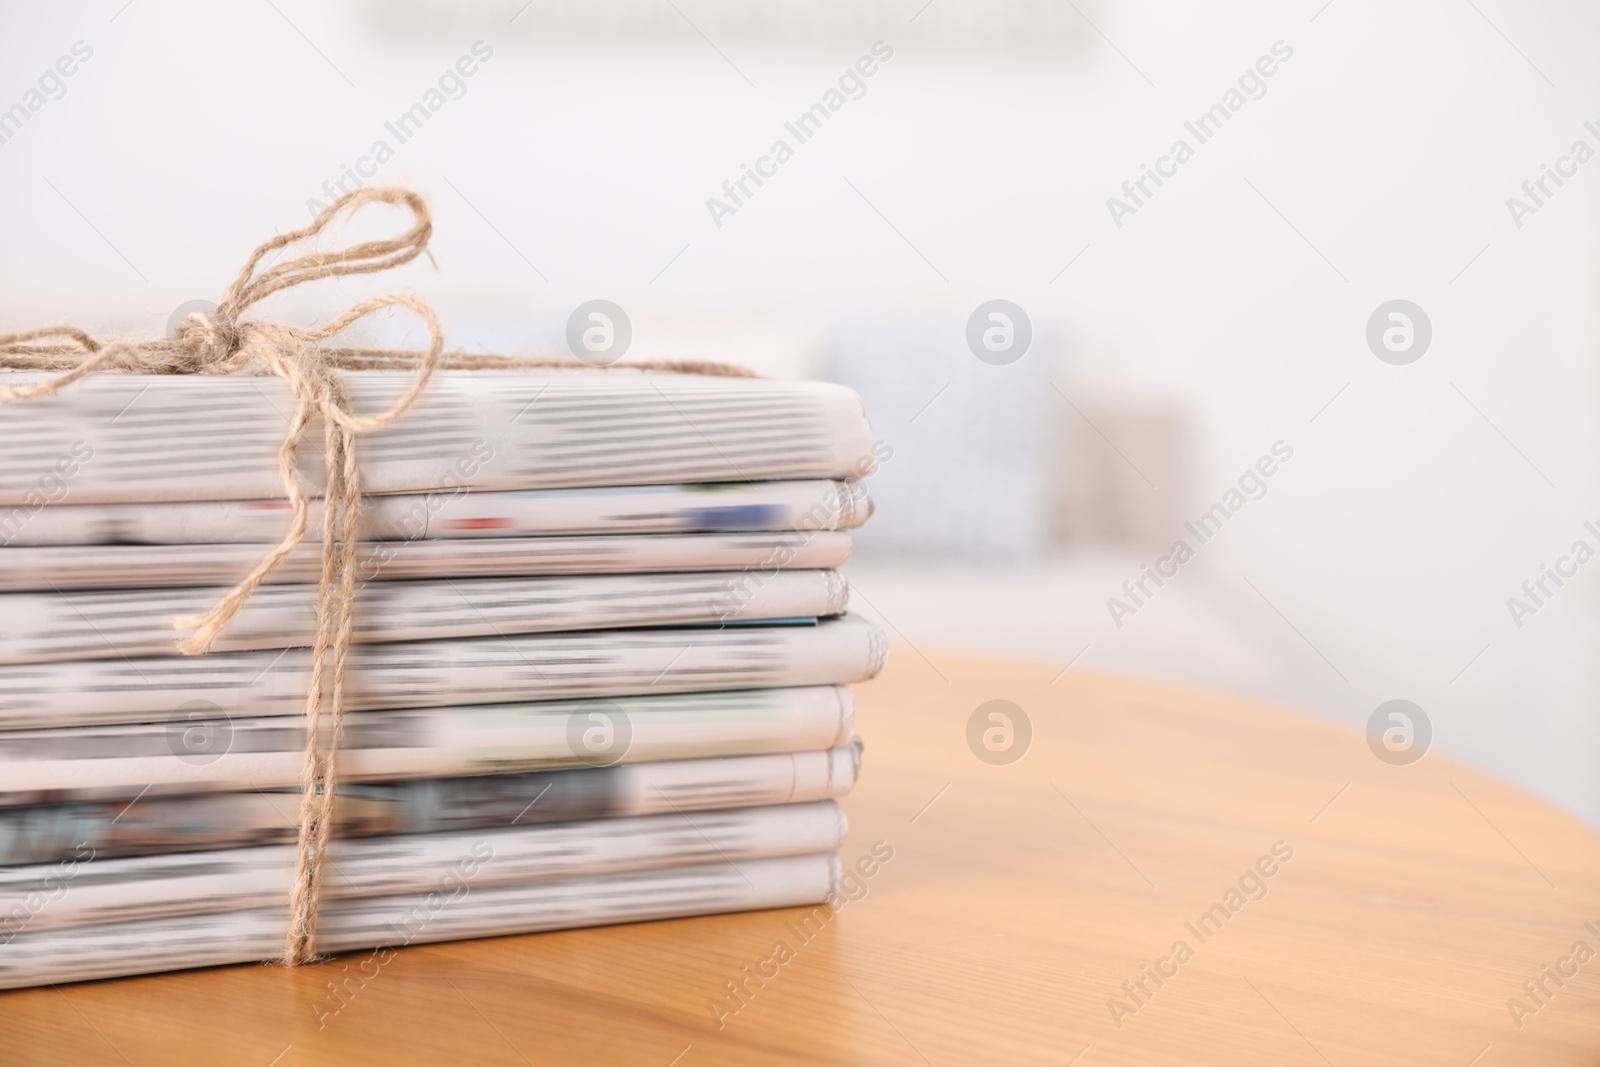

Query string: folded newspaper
0 853 841 989
0 742 861 866
2 530 855 591
0 364 884 989
0 371 879 503
0 615 886 730
0 479 872 547
0 569 850 664
1 801 849 935
1 686 856 802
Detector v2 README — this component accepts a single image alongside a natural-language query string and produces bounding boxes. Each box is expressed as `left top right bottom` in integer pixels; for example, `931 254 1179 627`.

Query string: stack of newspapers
0 368 885 988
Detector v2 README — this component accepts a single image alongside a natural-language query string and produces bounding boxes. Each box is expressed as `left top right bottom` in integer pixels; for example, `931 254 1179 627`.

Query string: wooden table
6 647 1600 1065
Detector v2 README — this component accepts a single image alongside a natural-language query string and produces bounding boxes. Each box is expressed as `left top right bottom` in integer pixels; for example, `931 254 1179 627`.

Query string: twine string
0 186 755 964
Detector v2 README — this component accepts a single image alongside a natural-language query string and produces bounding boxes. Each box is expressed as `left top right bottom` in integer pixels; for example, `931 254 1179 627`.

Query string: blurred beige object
1053 400 1188 552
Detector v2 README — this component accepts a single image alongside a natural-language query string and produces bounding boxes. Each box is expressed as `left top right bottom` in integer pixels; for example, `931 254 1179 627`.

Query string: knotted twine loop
0 186 758 966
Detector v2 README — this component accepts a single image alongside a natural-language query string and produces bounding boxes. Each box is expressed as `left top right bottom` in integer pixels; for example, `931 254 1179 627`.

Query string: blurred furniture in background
825 314 1055 559
826 315 1190 559
1052 400 1187 553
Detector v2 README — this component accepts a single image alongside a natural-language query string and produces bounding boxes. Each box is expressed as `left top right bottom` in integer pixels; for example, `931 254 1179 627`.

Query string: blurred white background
3 0 1598 822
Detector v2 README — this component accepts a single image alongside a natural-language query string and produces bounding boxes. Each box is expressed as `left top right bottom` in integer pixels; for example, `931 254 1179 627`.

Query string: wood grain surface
5 645 1600 1065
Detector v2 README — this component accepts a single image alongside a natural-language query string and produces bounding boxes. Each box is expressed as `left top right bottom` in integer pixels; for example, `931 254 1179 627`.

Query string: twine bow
0 186 752 965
